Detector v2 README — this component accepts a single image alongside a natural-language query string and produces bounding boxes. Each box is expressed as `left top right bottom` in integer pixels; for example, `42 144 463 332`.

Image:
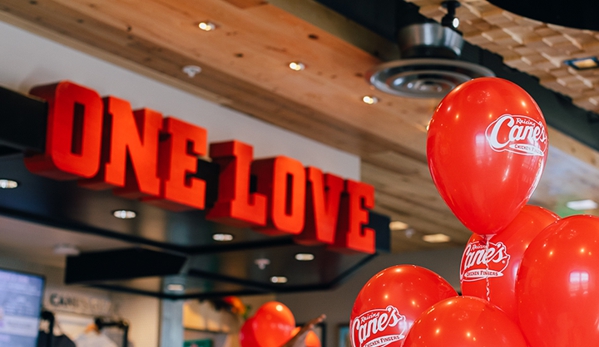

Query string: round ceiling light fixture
0 179 18 189
366 22 494 99
367 58 494 99
112 209 137 219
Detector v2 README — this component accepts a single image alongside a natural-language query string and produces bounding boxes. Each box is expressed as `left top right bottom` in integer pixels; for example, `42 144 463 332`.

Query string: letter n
142 117 207 211
79 96 162 198
24 81 103 180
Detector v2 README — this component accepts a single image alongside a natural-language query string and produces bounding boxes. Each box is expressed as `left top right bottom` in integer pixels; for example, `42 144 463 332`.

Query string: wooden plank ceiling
2 0 599 252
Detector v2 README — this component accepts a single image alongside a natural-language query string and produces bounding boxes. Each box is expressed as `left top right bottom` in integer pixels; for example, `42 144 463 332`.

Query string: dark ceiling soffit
85 252 379 301
488 0 599 32
64 248 187 284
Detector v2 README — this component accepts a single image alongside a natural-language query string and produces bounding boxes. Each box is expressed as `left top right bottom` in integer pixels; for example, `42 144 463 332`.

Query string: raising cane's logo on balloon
460 241 511 282
485 114 547 156
351 306 408 347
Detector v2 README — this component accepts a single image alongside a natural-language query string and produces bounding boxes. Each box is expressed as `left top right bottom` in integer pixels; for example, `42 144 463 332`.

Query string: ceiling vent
366 22 494 98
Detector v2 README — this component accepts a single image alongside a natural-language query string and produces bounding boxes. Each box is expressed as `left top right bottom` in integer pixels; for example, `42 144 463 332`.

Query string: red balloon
460 205 558 322
516 215 599 347
240 317 260 347
350 265 457 347
403 296 528 347
252 301 296 347
291 327 321 347
427 77 548 236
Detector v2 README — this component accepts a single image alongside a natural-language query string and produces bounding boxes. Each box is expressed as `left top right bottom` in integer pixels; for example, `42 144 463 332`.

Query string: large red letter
252 156 305 235
205 141 267 227
142 117 207 211
24 81 102 180
80 96 162 199
295 167 343 245
333 180 376 254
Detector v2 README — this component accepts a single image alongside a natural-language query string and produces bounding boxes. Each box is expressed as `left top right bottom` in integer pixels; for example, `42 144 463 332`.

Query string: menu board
0 268 44 347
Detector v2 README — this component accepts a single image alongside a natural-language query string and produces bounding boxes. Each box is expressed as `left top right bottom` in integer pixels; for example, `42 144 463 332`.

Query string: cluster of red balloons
240 301 321 347
351 77 599 347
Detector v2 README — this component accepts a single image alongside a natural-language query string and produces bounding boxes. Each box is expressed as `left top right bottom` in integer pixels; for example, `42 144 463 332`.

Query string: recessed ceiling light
53 244 80 256
565 56 599 70
0 179 18 189
212 233 234 242
198 21 216 32
362 96 379 105
566 199 598 210
112 209 136 219
389 221 409 231
270 276 288 284
166 283 185 292
294 253 315 261
288 62 305 71
422 233 451 243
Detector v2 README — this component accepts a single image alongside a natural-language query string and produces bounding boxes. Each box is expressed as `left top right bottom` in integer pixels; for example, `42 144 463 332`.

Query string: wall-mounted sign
45 291 113 316
24 81 377 254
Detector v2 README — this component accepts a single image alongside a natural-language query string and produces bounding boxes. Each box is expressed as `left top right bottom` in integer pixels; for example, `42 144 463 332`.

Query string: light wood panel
2 0 599 254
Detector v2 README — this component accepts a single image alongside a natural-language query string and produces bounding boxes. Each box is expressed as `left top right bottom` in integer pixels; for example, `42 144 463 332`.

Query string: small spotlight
270 276 288 284
212 233 234 242
389 221 409 231
255 258 271 269
362 96 379 105
0 179 18 189
295 253 315 261
441 0 461 29
565 57 599 70
53 244 80 256
288 62 305 71
166 283 185 292
112 210 136 219
198 21 216 32
566 199 598 210
182 65 202 78
422 233 451 243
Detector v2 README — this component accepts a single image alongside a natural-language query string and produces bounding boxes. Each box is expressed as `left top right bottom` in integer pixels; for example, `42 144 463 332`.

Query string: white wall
0 19 360 181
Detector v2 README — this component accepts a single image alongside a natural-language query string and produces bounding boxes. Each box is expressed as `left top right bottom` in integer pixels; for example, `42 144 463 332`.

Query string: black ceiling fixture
441 0 461 31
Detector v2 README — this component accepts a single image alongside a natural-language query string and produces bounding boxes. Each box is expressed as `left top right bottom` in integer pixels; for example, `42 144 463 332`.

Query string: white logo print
351 306 408 347
485 114 547 156
460 241 511 282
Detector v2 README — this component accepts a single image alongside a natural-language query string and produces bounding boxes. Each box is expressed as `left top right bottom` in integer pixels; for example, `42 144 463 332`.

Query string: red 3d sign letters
252 156 307 236
80 96 162 199
206 140 267 227
295 167 344 246
25 82 103 180
24 81 376 254
143 117 207 211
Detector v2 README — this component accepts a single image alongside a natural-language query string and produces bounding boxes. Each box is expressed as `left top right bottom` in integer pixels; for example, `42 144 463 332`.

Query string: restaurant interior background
2 0 599 346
